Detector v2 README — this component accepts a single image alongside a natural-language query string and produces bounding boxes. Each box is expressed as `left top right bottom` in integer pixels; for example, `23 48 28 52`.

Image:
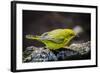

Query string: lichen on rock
23 41 91 62
69 41 90 55
23 47 57 62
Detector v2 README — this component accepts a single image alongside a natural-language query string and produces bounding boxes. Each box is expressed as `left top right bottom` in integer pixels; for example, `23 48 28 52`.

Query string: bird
26 29 76 50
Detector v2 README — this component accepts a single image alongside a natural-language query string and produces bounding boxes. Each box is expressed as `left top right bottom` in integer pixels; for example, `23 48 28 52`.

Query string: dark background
23 10 91 51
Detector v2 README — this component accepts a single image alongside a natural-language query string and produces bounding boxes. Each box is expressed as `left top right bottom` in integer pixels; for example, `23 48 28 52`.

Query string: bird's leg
63 36 75 49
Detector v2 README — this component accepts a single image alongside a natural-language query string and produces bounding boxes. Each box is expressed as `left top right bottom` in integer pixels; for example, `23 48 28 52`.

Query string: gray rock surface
23 47 57 62
69 41 90 55
23 41 90 62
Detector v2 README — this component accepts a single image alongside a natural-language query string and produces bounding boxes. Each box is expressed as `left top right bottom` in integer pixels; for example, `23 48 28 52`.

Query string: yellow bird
26 29 76 50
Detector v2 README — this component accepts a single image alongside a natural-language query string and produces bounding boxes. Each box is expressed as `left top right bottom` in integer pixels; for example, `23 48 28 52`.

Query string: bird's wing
40 32 65 44
41 35 65 44
48 37 65 44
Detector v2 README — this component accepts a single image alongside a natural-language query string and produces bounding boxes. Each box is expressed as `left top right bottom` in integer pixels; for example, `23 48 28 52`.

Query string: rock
23 46 38 62
31 48 57 62
26 46 38 51
69 41 90 55
23 47 57 62
23 41 91 62
56 49 80 60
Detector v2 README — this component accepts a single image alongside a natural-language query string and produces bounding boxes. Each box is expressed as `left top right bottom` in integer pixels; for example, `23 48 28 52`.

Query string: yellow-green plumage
26 29 76 50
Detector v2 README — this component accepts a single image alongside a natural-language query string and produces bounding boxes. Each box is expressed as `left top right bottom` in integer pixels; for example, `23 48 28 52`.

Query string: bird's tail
25 34 40 40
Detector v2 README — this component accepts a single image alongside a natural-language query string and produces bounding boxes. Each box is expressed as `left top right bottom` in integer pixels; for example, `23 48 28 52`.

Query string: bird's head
64 29 77 38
